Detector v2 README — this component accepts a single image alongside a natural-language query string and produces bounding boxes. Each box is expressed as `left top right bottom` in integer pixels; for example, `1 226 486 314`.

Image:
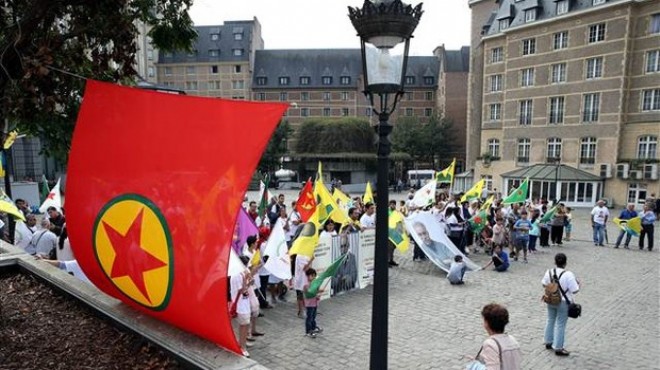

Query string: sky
188 0 472 56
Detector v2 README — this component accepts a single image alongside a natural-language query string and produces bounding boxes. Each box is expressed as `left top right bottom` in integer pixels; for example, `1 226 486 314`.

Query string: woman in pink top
473 303 522 370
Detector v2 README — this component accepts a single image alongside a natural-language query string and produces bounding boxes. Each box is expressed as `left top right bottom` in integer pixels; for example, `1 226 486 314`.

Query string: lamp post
348 1 422 369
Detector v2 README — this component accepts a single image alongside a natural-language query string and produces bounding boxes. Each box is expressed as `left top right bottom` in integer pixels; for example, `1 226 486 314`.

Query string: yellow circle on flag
93 194 173 310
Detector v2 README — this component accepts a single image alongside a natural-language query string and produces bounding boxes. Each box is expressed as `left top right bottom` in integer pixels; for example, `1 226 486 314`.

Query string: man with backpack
541 253 580 357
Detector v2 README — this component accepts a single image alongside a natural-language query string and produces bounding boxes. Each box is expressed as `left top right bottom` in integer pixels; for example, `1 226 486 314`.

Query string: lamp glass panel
365 44 404 86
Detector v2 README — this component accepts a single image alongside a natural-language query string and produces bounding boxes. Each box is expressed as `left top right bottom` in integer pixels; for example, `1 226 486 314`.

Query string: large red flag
295 178 316 222
66 81 287 354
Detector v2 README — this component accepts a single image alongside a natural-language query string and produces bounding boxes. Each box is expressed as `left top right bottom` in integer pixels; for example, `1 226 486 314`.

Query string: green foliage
295 117 375 153
0 0 196 164
258 120 292 173
391 114 456 167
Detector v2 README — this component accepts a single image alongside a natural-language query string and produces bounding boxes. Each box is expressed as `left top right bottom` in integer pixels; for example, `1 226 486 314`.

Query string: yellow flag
460 179 485 203
316 161 323 182
388 210 409 253
436 158 456 184
289 208 321 258
363 181 374 204
480 195 494 211
314 179 350 225
249 248 261 267
0 190 26 221
332 188 351 207
3 131 18 150
613 217 642 237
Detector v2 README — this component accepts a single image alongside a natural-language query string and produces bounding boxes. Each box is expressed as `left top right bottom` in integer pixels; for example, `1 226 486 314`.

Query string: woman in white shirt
319 220 337 240
542 253 580 356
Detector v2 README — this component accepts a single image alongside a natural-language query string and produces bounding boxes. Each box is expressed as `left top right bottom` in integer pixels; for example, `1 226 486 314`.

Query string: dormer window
300 76 311 85
256 77 267 86
556 0 569 15
340 76 351 85
593 0 606 5
322 76 332 85
279 77 290 86
405 76 415 85
499 19 510 30
525 9 536 22
424 76 434 85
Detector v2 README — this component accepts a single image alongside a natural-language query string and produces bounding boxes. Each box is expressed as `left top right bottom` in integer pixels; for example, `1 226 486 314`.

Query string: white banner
357 229 375 289
312 237 333 301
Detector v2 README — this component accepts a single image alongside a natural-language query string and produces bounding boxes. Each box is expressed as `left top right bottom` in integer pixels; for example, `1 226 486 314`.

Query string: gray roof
443 47 470 72
500 164 602 182
158 21 256 63
485 0 625 35
252 49 439 89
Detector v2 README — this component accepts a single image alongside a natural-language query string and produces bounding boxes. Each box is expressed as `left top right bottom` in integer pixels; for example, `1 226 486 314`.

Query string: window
256 92 266 101
209 81 221 90
147 49 154 60
517 139 531 163
163 52 173 58
424 76 435 85
232 49 244 56
280 92 288 101
278 77 290 86
642 89 660 111
186 50 197 58
234 65 242 73
521 68 534 87
301 108 309 117
256 77 267 86
490 74 503 92
556 0 569 15
405 76 415 85
300 76 311 85
593 0 606 5
580 137 597 164
647 50 660 73
551 63 567 83
323 108 331 117
164 67 172 76
185 81 197 90
210 33 220 41
323 92 331 101
651 14 660 34
488 139 500 157
519 99 533 125
588 23 606 43
405 108 413 117
549 97 565 124
583 93 600 122
586 57 603 79
491 47 503 63
234 33 243 41
522 38 536 55
482 175 493 191
547 138 562 159
322 76 332 85
499 19 509 31
425 108 433 117
340 76 351 85
366 108 373 117
232 80 244 89
553 31 569 49
301 92 309 101
425 91 434 101
489 103 502 121
211 65 219 74
342 108 349 116
147 67 154 77
406 92 413 100
341 92 349 101
208 49 220 57
637 136 658 159
525 9 536 23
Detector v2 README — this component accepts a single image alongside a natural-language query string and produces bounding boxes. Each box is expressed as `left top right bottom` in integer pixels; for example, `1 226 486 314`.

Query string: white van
407 170 435 188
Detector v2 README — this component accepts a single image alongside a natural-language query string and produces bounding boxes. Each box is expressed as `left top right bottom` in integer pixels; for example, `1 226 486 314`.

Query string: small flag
363 181 374 204
231 207 259 254
480 195 494 211
249 248 261 267
314 179 349 225
436 159 456 184
460 179 485 203
502 178 529 205
3 130 18 150
289 208 321 258
304 254 347 298
257 178 271 220
296 178 316 222
468 209 488 233
263 221 291 279
332 188 352 210
613 217 642 237
388 210 409 253
0 190 26 221
411 180 437 208
39 177 62 213
539 204 559 224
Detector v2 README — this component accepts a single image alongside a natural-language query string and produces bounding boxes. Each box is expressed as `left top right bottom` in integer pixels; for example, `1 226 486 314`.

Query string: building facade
467 0 660 207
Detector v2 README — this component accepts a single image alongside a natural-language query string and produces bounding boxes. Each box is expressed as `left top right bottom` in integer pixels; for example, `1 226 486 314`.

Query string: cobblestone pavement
243 201 659 370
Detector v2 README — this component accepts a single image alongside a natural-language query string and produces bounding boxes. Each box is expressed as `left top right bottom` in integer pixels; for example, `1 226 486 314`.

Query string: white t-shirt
287 211 301 240
541 267 580 302
591 206 609 225
360 213 376 228
230 273 251 315
59 260 91 284
320 230 337 240
293 255 310 291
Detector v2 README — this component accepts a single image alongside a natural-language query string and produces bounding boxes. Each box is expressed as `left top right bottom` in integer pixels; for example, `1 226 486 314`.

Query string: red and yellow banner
66 81 287 354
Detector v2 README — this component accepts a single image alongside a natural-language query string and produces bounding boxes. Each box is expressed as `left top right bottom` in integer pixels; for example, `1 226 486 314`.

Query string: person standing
614 203 637 249
639 204 656 251
471 303 522 369
542 253 580 356
590 200 609 246
550 204 566 246
513 211 532 263
359 202 376 229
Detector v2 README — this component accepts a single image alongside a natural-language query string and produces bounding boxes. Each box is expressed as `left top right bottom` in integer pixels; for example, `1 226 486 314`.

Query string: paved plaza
242 194 659 370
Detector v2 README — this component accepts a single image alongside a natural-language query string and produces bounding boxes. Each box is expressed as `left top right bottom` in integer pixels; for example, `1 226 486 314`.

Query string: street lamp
348 1 422 369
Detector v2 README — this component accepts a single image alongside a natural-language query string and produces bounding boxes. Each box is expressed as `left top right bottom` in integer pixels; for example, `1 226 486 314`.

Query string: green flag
257 176 270 219
502 178 529 205
539 204 558 224
304 254 347 298
468 209 488 233
40 175 50 203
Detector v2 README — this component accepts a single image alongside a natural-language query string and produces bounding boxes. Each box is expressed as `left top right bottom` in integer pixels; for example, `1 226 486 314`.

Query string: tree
391 114 455 168
0 0 197 163
295 117 375 154
258 120 292 174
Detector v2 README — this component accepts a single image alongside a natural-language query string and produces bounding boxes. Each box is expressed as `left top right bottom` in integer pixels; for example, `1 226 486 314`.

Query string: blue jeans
592 223 605 245
528 235 538 251
305 306 317 334
544 301 569 349
615 229 632 247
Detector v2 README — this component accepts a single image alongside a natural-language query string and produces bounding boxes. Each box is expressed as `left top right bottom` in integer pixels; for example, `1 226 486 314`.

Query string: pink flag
231 207 259 254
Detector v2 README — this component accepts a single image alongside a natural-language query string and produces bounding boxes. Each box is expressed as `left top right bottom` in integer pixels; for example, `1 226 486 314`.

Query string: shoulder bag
465 337 503 370
557 274 582 319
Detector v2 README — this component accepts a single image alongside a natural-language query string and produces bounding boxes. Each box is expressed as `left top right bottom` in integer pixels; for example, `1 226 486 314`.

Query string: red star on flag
46 192 56 200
